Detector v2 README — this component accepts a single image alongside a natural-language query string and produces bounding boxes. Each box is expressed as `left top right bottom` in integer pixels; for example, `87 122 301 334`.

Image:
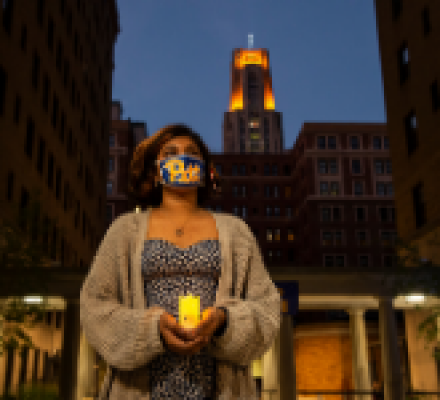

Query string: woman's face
156 135 204 189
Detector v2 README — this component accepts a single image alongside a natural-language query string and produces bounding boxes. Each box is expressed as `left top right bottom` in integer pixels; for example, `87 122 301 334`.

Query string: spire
248 33 253 49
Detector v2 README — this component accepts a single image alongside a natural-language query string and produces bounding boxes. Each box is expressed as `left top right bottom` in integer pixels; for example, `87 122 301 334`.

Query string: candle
179 293 200 330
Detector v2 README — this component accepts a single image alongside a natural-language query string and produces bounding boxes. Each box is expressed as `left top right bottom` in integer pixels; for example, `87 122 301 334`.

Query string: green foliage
0 189 60 356
379 232 440 362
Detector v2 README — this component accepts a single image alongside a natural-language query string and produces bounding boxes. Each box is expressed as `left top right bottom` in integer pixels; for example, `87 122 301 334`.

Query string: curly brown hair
128 123 221 209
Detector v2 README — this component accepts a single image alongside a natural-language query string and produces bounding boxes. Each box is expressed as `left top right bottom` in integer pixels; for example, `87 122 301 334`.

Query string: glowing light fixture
24 296 43 304
405 293 425 303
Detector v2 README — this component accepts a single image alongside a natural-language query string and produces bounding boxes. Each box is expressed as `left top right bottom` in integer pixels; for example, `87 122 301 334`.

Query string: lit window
288 229 294 241
330 182 339 195
266 229 273 241
274 229 280 241
322 231 332 246
320 182 329 195
285 186 291 198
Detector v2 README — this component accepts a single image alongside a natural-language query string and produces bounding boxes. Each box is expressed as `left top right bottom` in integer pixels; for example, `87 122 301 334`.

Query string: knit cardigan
79 207 281 399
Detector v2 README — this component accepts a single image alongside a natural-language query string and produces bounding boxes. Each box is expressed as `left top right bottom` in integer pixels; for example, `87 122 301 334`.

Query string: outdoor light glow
23 296 43 304
135 206 141 214
405 294 425 303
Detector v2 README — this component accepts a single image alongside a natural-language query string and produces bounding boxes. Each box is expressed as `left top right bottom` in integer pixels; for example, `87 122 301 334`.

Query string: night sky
112 0 386 152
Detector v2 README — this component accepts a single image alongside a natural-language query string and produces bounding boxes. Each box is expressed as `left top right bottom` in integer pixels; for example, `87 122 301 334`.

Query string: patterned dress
142 238 222 400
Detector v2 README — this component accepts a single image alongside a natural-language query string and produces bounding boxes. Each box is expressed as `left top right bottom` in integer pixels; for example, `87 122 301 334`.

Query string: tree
0 188 65 357
380 233 440 362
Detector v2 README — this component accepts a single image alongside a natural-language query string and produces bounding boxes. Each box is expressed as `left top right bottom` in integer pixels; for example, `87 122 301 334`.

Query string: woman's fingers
161 326 208 356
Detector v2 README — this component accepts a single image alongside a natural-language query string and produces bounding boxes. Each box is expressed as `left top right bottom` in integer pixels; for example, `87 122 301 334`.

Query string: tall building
222 48 284 154
375 0 440 392
108 100 148 225
0 0 119 396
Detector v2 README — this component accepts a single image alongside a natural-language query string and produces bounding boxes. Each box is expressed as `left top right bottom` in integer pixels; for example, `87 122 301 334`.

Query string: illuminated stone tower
222 45 284 154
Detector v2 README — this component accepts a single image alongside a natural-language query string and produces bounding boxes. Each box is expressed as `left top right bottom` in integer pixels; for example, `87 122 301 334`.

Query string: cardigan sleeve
79 214 167 371
209 220 281 367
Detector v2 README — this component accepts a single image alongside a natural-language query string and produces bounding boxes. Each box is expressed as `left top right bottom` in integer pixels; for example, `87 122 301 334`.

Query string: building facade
107 100 148 225
375 0 440 392
222 48 284 154
0 0 119 396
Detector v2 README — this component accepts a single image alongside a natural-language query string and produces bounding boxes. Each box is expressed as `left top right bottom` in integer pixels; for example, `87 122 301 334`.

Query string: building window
392 0 402 20
359 255 369 267
0 65 6 116
232 164 238 176
350 136 359 150
376 182 385 196
288 229 294 241
55 168 61 199
330 182 339 195
232 186 238 197
108 157 114 172
430 80 439 112
384 137 389 149
2 0 13 34
322 231 332 246
320 182 329 195
387 183 394 196
328 136 336 149
215 164 222 176
264 185 270 198
7 171 14 201
272 165 278 176
266 206 272 217
356 207 366 222
274 186 279 198
274 229 280 241
373 136 382 150
398 42 409 85
109 134 115 147
37 137 45 174
335 255 344 267
354 182 363 196
266 229 272 241
242 206 247 218
13 95 21 124
25 117 35 158
47 152 54 189
233 206 239 216
286 207 292 218
107 181 113 195
329 159 338 174
352 159 361 174
405 111 418 155
380 231 393 247
215 205 222 212
322 207 331 222
253 186 258 195
324 255 334 267
357 231 367 246
274 207 280 217
241 186 246 197
317 136 325 149
386 159 392 174
32 52 40 89
284 186 291 198
375 160 384 174
390 207 395 222
283 165 291 176
318 159 327 174
333 207 341 221
422 7 431 36
378 207 388 222
335 231 342 246
264 164 270 176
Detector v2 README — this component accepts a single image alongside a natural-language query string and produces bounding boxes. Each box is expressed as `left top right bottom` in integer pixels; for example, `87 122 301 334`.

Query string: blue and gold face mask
156 154 205 187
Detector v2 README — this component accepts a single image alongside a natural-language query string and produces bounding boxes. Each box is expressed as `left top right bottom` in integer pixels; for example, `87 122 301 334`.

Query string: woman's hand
188 307 226 344
159 312 209 356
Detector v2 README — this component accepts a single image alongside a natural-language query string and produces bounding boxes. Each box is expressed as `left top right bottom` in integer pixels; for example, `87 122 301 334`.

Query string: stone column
378 296 404 400
76 330 98 400
279 313 296 400
262 327 280 400
58 299 81 400
348 308 372 400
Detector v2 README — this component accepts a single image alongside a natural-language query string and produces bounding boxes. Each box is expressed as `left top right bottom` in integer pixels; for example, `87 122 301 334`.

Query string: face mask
156 154 205 187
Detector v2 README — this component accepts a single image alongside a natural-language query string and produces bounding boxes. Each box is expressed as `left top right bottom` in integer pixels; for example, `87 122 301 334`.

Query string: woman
80 124 281 399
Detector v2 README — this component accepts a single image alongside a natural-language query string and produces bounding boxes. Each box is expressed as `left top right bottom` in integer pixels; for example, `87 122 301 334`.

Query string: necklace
155 208 199 237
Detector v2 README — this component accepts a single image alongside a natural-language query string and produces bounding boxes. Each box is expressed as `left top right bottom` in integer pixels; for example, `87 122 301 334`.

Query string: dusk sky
112 1 386 153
